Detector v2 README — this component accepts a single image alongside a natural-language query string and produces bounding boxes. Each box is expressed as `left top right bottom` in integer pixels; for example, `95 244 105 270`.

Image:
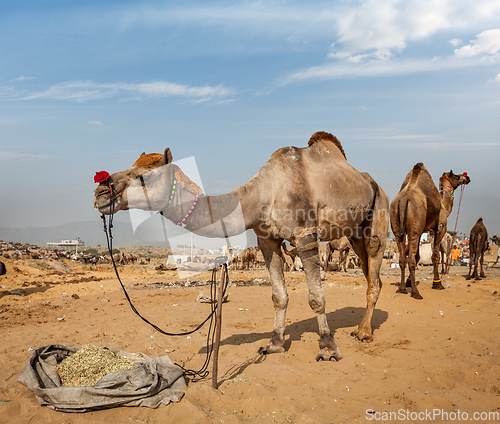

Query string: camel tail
397 199 409 240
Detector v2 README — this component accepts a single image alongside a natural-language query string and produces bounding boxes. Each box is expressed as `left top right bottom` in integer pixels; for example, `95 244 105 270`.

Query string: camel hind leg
479 251 486 278
350 189 389 342
396 238 408 293
297 233 342 362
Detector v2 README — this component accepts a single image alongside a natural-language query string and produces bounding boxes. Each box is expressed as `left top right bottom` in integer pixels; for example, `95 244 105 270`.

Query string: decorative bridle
94 167 200 228
439 172 468 199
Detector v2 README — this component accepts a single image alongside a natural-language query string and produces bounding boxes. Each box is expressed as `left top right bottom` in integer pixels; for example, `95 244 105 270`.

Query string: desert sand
1 246 499 424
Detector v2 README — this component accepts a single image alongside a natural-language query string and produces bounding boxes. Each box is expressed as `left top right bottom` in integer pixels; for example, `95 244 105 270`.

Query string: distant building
47 237 85 248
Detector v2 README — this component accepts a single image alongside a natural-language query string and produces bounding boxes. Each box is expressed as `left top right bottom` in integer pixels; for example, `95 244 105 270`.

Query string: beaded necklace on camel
176 193 199 227
439 175 455 199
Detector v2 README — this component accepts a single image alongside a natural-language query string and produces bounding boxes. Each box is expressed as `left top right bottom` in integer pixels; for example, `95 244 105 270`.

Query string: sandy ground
1 250 499 424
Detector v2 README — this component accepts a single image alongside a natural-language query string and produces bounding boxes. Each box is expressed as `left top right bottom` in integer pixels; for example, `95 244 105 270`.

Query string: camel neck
161 192 249 238
439 178 455 216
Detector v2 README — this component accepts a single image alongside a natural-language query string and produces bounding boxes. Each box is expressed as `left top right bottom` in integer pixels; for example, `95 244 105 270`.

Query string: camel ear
162 148 173 165
449 170 454 176
140 152 146 157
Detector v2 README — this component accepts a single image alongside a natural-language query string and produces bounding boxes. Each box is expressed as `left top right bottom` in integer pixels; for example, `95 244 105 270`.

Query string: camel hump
308 131 346 160
133 153 164 168
409 162 425 183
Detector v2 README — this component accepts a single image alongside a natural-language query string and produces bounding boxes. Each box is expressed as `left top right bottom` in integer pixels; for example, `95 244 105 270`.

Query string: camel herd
89 131 497 361
0 241 143 267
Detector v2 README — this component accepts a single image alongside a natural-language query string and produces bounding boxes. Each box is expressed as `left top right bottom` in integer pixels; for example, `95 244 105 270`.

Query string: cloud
454 29 500 58
277 1 500 84
496 73 500 82
3 80 236 103
8 75 35 83
88 120 103 125
278 56 480 84
328 0 500 61
0 151 49 160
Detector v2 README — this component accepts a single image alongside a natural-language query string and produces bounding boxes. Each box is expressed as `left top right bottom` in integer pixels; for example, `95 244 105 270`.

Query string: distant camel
239 247 260 269
491 236 500 266
428 231 453 274
282 243 303 271
321 236 351 272
467 218 488 280
390 163 470 299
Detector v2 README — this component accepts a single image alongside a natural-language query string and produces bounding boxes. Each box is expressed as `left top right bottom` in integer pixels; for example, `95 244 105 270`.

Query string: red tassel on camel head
94 171 110 184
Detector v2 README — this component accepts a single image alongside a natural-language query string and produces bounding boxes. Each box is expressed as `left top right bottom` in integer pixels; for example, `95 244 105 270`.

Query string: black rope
99 179 229 381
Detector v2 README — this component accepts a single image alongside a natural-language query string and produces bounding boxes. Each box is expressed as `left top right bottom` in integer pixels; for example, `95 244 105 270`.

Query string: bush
83 248 99 256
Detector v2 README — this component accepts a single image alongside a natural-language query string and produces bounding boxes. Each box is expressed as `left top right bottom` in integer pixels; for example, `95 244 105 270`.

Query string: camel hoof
258 345 284 355
432 284 445 290
411 293 423 300
396 288 408 295
316 353 342 362
316 348 342 363
350 329 374 343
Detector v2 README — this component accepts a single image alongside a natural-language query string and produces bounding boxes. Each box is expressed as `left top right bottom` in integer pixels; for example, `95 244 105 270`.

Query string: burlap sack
18 344 186 412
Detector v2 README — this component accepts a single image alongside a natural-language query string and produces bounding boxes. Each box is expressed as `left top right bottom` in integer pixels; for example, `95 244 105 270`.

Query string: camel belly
318 204 372 241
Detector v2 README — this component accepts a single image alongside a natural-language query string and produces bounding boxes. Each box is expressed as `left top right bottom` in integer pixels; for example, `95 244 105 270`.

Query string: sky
1 0 499 245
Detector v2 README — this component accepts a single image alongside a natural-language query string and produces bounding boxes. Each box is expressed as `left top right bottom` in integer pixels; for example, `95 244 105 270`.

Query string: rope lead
100 185 228 382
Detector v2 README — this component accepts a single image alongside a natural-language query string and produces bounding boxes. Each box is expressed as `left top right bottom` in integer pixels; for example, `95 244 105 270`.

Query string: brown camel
94 131 389 361
467 218 488 280
238 247 259 269
322 236 351 272
390 163 470 299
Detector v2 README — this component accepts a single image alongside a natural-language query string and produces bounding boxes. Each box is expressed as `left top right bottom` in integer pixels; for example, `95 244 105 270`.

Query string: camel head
93 148 202 216
439 170 470 191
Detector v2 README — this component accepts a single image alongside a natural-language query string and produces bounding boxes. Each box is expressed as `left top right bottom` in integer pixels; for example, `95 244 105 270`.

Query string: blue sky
1 0 499 242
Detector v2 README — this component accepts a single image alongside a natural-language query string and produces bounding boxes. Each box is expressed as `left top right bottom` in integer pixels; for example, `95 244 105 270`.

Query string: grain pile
55 345 136 387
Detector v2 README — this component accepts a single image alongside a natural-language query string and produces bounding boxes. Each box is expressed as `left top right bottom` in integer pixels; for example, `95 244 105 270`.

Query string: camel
390 163 470 299
238 247 260 269
322 236 351 272
93 131 389 361
282 244 303 271
428 231 453 274
467 218 488 280
491 236 500 266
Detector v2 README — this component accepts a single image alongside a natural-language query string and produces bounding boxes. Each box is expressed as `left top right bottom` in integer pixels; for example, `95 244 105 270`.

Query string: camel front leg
257 237 288 354
298 233 342 362
432 229 446 290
